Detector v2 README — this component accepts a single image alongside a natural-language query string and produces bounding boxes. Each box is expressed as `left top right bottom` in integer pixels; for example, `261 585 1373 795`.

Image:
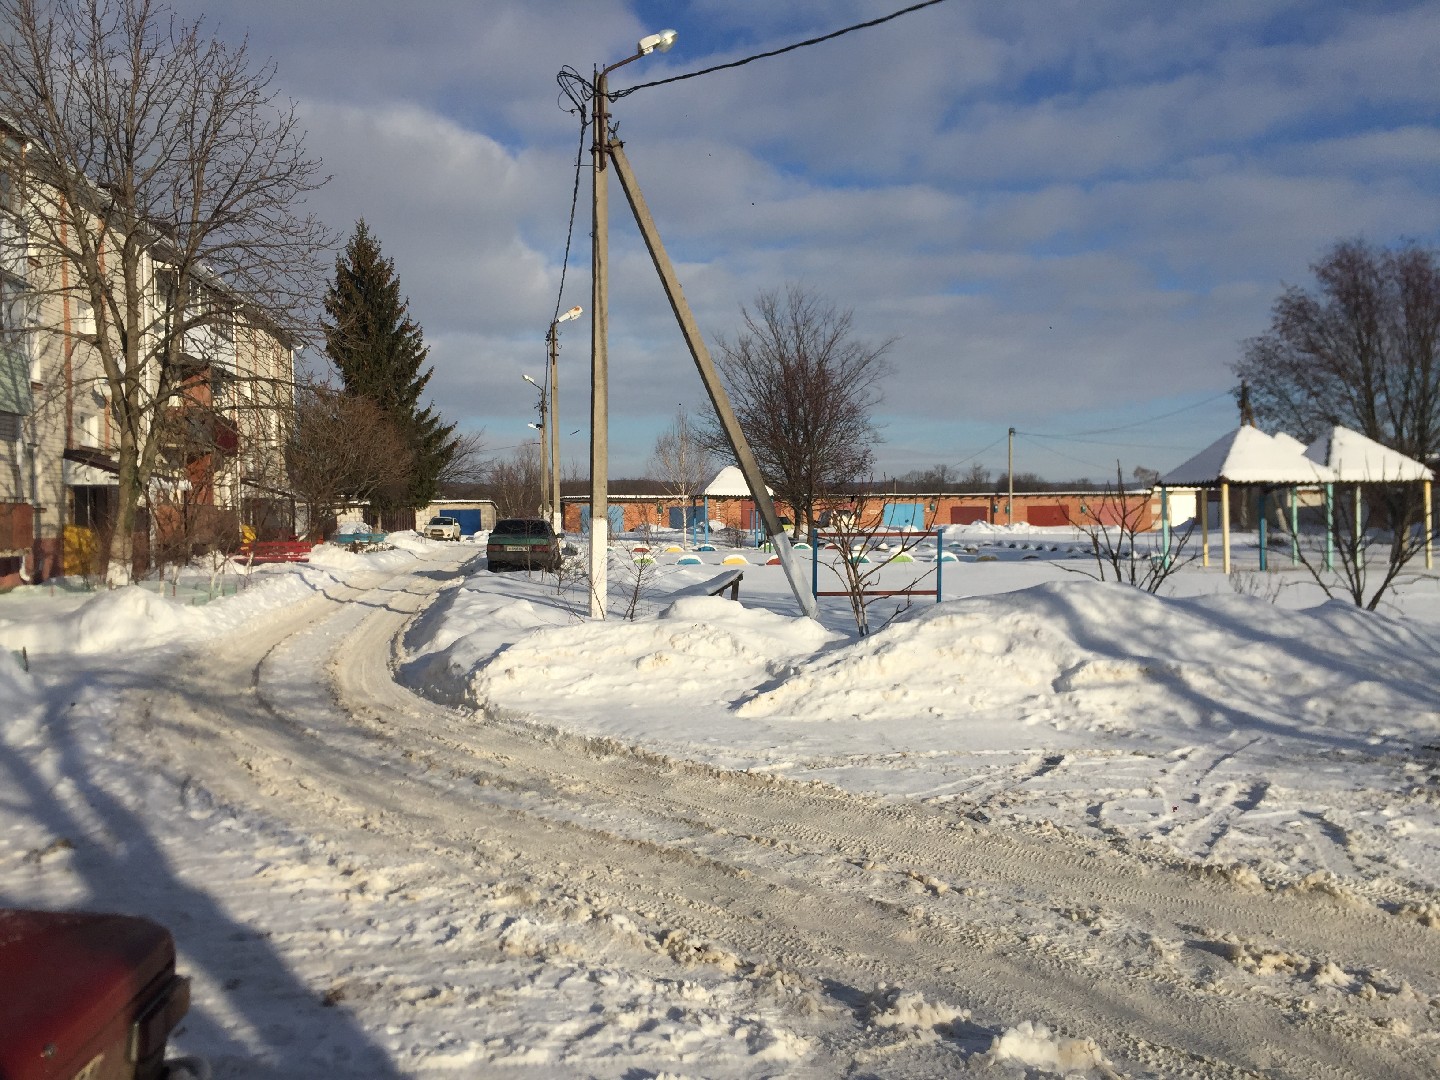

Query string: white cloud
150 0 1440 478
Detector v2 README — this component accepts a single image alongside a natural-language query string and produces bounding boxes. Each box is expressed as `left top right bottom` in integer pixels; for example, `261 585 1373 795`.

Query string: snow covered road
61 545 1435 1077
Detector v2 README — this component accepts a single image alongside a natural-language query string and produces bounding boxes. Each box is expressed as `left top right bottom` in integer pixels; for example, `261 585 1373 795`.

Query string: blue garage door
882 502 927 529
451 508 483 536
668 506 705 530
579 506 625 534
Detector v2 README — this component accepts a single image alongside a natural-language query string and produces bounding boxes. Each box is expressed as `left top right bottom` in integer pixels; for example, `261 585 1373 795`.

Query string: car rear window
493 519 549 535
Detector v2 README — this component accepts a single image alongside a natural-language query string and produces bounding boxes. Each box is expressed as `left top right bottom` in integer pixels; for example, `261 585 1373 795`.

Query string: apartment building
0 128 298 586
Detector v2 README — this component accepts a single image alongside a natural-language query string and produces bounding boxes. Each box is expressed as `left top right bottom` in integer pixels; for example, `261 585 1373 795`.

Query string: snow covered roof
1304 425 1434 483
703 465 772 498
1271 432 1309 455
1161 426 1337 485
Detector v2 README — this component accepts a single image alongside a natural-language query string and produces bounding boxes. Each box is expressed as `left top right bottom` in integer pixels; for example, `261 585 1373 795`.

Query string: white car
424 515 461 541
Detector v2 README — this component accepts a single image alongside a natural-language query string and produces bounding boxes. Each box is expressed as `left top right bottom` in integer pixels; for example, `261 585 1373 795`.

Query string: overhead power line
550 0 953 322
611 0 953 100
549 72 595 328
1015 391 1231 442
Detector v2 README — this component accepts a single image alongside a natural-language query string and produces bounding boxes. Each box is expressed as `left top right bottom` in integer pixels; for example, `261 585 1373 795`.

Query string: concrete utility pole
586 27 814 620
610 143 817 619
547 305 582 535
590 63 613 617
1007 426 1016 526
523 374 547 521
589 31 675 617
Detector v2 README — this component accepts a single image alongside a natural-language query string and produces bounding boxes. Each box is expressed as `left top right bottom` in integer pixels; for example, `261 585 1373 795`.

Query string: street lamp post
547 305 583 535
523 374 548 521
590 28 677 619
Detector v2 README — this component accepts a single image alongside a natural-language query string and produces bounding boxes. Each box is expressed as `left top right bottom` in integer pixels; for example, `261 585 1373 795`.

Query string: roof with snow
703 465 772 498
1305 425 1434 483
1162 426 1337 485
1271 432 1309 455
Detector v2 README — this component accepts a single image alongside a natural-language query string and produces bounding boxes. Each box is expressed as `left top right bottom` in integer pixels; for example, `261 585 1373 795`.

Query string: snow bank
736 581 1440 742
0 585 203 655
468 593 839 716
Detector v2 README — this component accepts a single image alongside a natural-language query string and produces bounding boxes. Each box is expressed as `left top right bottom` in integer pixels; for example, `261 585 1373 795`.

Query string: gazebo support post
1289 487 1299 566
1354 484 1364 571
1258 488 1268 572
1200 487 1210 567
1160 485 1171 569
1221 482 1231 574
1324 483 1334 572
1425 479 1433 571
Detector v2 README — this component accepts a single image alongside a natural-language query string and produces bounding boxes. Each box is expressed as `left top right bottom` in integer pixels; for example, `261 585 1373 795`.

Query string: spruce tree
323 221 456 519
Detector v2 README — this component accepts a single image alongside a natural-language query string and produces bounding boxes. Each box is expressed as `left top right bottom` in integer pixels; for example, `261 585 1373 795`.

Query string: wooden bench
709 569 743 600
672 568 744 602
237 540 315 564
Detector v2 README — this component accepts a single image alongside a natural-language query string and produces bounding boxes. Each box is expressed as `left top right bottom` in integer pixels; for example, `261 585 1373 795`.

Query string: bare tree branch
701 284 892 539
286 382 412 539
649 404 713 540
0 0 332 579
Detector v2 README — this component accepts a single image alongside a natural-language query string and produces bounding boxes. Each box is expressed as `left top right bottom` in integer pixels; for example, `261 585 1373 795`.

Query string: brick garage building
559 487 1164 541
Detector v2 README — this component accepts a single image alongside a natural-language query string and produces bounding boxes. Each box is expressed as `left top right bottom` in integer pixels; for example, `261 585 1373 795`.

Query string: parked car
424 515 461 541
487 518 562 572
0 908 193 1080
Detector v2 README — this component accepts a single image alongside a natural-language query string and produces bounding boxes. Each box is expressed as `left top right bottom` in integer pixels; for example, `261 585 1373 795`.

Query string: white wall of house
1 135 297 576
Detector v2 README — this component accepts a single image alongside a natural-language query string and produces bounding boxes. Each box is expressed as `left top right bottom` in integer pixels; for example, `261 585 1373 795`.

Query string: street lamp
523 374 547 520
547 304 583 535
590 30 677 618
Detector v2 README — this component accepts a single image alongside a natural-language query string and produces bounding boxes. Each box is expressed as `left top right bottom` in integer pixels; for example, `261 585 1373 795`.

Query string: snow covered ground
2 526 1438 1077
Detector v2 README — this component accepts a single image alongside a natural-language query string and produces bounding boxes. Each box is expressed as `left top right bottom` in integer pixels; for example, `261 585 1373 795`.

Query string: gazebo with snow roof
697 465 773 545
1303 424 1434 570
1161 424 1433 574
1161 425 1335 574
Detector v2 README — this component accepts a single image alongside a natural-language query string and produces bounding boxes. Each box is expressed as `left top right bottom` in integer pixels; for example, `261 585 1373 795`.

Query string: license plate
503 545 526 552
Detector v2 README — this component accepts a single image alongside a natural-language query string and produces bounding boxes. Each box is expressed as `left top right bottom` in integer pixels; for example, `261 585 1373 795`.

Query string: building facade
0 129 297 586
560 489 1165 540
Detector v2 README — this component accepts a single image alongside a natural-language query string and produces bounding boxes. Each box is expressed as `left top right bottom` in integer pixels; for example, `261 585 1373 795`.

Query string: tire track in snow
130 553 1439 1079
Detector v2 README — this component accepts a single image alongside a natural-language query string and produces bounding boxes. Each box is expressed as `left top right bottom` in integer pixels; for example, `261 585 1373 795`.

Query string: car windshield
428 517 453 525
493 519 547 535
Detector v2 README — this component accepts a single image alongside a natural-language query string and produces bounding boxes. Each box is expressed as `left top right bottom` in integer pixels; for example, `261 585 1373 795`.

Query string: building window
0 410 19 442
78 411 102 448
0 274 32 417
71 485 111 529
0 170 12 215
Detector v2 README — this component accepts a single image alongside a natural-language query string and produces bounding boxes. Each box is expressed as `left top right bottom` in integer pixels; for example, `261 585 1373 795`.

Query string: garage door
451 508 483 536
882 502 926 529
580 506 625 534
1025 505 1070 526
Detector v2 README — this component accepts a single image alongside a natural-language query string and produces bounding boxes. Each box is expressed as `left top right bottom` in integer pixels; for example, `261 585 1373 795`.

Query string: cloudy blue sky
179 0 1440 482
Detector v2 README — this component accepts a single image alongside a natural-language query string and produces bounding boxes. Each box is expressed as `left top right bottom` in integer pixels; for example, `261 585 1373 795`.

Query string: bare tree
702 284 892 539
1234 239 1440 601
1064 463 1194 592
1270 481 1432 611
649 404 714 543
817 490 936 636
1235 238 1440 488
437 429 488 486
896 464 955 492
486 442 543 518
961 463 991 490
0 0 331 580
285 383 412 539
